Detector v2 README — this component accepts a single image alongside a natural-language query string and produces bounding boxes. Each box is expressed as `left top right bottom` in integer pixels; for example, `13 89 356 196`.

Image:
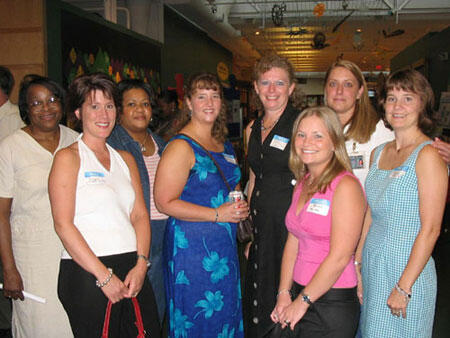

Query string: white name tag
389 165 409 179
307 198 330 216
84 171 105 184
223 153 237 164
270 135 289 151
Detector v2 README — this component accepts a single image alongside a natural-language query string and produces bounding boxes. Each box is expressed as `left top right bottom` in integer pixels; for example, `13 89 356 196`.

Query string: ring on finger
284 320 290 324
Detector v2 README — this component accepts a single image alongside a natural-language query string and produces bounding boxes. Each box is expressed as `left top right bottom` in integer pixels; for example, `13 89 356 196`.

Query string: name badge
389 165 409 179
223 153 237 164
349 151 365 170
270 135 289 151
307 198 330 216
84 171 105 184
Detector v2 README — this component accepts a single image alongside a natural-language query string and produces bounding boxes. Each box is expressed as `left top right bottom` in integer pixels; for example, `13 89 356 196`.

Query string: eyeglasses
29 96 60 111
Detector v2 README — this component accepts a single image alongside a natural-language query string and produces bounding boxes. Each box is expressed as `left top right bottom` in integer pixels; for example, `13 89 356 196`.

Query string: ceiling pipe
166 0 260 62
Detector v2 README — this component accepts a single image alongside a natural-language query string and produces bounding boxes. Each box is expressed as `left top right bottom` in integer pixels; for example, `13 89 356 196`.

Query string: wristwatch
137 254 151 268
300 292 313 305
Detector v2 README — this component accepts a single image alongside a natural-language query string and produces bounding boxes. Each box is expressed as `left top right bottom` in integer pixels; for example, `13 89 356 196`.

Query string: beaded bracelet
96 268 113 288
395 283 411 301
276 289 291 298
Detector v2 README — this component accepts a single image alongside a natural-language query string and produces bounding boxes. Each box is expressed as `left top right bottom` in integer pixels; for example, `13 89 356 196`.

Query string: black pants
266 282 360 338
58 252 160 338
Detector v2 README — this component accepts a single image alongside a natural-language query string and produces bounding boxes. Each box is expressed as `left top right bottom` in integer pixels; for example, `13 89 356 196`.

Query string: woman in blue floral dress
154 73 249 337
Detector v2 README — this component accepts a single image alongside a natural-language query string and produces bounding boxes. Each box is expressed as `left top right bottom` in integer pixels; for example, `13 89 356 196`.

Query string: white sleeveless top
62 135 137 258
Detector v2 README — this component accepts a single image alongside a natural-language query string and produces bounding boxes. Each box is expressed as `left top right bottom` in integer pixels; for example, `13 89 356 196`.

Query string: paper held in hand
0 283 46 303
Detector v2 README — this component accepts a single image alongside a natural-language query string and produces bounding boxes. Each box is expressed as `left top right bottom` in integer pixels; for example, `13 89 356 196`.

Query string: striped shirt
143 138 168 220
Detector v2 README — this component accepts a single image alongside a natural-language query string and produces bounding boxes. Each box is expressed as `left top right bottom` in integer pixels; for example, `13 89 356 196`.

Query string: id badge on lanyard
349 142 365 170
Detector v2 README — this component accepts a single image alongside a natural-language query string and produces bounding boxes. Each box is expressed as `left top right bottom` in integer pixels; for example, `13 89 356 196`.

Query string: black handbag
179 134 253 243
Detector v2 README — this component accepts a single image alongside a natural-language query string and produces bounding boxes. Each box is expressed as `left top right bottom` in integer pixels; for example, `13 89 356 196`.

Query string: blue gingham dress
361 141 436 338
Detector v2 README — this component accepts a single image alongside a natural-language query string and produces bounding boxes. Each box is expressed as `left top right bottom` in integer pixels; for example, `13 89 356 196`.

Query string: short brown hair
252 54 304 110
176 72 228 143
380 69 435 136
66 73 118 129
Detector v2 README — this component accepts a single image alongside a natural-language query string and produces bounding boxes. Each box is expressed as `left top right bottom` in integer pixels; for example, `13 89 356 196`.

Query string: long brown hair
324 60 378 143
289 106 351 194
175 72 228 143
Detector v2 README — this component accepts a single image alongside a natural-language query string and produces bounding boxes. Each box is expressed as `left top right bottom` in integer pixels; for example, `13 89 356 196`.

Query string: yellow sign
217 62 229 81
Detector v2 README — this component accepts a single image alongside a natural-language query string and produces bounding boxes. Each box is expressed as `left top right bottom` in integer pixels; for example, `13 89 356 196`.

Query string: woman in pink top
270 106 366 337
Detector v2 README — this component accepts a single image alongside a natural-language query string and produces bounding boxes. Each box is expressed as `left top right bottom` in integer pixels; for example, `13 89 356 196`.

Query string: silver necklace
139 133 149 152
261 117 280 132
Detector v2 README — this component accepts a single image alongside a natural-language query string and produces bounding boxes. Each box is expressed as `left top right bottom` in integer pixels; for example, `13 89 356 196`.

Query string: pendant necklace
139 133 149 153
261 117 280 132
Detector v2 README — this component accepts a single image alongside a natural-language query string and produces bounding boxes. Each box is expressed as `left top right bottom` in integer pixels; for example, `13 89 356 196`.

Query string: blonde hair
289 106 352 194
252 54 304 111
324 60 378 143
175 72 228 143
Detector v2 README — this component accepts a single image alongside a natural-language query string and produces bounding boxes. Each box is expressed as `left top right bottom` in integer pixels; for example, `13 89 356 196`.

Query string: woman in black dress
244 55 304 337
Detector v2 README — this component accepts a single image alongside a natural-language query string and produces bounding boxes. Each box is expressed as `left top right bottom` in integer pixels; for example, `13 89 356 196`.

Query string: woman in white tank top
48 73 160 338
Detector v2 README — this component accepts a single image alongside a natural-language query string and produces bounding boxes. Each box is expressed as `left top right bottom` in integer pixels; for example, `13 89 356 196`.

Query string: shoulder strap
178 133 232 192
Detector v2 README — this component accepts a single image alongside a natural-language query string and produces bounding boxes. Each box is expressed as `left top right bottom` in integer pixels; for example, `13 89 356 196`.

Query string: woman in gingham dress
355 69 447 337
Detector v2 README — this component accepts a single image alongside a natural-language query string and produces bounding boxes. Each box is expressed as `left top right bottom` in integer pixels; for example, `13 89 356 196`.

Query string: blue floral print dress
163 135 244 338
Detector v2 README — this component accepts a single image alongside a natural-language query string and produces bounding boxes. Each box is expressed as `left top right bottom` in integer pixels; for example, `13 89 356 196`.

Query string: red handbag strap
101 297 146 337
132 297 146 337
101 301 113 338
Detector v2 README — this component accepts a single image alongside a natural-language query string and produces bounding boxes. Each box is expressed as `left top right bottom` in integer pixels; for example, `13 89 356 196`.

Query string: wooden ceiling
167 0 450 77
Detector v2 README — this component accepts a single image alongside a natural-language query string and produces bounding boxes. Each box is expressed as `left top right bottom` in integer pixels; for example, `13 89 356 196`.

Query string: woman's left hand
387 287 409 319
278 298 309 331
123 261 148 298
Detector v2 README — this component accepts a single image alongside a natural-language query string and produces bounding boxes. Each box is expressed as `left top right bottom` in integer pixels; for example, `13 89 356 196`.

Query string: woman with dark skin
107 79 167 323
0 75 77 337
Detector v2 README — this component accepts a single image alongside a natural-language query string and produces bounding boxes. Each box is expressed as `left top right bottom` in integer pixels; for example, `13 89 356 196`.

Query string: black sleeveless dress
244 104 299 337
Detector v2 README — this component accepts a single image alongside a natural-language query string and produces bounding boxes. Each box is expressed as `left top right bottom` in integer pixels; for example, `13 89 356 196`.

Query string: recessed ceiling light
255 31 260 35
356 28 362 33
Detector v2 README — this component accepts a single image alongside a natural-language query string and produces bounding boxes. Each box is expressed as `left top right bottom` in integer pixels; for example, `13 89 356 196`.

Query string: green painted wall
390 26 450 108
46 0 161 88
161 6 233 90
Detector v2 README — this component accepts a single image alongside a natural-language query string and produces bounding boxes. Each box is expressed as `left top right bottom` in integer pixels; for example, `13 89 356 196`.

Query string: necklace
261 117 280 132
138 133 149 153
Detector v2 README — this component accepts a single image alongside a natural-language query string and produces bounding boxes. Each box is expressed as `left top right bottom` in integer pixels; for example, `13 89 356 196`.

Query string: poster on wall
61 9 161 98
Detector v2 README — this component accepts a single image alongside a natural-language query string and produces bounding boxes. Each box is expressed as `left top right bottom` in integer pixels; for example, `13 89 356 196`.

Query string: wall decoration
61 9 161 97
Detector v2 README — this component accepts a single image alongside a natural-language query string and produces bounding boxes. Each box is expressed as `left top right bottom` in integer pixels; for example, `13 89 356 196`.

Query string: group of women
246 55 447 338
0 54 447 338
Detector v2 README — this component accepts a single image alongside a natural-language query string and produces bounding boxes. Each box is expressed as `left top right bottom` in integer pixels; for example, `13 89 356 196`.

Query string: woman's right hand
357 278 363 305
216 201 249 223
3 266 24 300
270 293 292 323
101 274 129 303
